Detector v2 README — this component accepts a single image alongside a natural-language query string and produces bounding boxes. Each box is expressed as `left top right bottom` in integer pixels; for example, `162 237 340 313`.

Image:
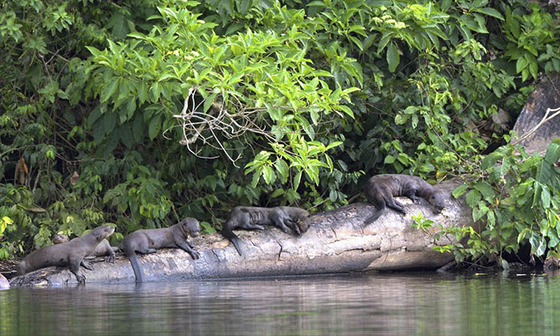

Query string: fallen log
9 179 473 287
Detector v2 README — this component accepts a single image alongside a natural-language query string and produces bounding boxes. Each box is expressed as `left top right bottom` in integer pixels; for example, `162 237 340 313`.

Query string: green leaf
530 233 547 257
274 159 289 183
473 205 489 222
384 155 396 164
148 115 162 140
270 188 285 198
200 222 217 234
377 32 392 54
474 181 495 202
132 114 145 143
481 152 501 170
474 7 504 20
120 123 134 149
518 228 531 244
516 56 528 73
100 78 120 103
466 189 482 208
544 141 560 164
387 42 399 73
103 109 116 135
237 0 252 15
348 35 363 51
87 105 103 125
541 186 551 208
293 170 303 190
452 184 469 198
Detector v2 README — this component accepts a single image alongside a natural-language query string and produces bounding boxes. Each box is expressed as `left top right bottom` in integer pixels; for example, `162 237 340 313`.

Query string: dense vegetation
1 0 560 265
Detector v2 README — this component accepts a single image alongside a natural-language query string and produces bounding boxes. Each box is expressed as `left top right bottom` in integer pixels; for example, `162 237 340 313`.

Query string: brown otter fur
364 174 446 224
121 218 200 283
17 225 115 284
53 234 118 262
221 206 310 256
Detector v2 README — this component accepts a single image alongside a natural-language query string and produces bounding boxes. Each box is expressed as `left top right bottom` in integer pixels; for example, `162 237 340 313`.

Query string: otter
53 234 118 262
364 174 446 225
121 218 201 283
221 206 310 256
17 225 115 284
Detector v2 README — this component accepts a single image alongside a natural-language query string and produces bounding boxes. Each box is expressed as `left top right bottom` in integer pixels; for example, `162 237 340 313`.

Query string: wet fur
221 206 310 256
17 226 115 284
121 218 201 283
53 234 118 262
364 174 446 224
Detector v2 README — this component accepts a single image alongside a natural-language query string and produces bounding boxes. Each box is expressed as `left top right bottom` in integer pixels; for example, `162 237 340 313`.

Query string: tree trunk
9 179 474 287
512 73 560 155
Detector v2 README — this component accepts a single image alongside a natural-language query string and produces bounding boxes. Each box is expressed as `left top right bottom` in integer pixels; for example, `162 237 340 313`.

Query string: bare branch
167 88 277 167
512 106 560 146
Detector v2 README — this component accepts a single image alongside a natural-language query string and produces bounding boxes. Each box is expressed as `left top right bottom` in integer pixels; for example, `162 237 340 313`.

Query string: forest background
2 0 560 265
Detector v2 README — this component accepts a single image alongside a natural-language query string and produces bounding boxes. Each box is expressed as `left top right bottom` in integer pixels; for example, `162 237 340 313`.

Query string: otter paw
81 261 94 270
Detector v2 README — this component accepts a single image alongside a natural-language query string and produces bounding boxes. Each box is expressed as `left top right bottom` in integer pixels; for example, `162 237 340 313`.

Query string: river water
1 272 559 336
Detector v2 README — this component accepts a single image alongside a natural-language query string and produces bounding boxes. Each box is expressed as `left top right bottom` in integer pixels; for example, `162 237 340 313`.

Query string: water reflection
1 273 560 335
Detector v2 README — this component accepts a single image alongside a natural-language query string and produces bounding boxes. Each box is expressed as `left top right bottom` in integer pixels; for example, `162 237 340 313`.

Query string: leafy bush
1 0 560 260
437 139 560 263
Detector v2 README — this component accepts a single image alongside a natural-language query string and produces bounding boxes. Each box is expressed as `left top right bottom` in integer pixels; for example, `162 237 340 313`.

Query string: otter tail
221 225 243 256
364 205 386 225
126 251 144 283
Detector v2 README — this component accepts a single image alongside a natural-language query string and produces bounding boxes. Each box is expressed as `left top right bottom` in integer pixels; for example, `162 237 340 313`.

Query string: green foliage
438 140 560 263
2 0 560 260
504 2 560 81
411 213 435 232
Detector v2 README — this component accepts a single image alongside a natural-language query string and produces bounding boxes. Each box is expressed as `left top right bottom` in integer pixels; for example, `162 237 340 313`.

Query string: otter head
295 219 310 235
91 225 115 242
429 191 446 212
52 234 69 244
290 209 310 235
180 218 200 238
296 209 310 220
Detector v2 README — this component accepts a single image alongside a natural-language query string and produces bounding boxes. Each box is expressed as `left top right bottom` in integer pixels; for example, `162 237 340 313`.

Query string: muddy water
1 273 559 336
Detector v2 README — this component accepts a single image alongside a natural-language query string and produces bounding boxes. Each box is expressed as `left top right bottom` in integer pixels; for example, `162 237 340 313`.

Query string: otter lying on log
364 174 446 225
17 225 115 284
121 218 201 283
221 206 310 256
53 234 119 262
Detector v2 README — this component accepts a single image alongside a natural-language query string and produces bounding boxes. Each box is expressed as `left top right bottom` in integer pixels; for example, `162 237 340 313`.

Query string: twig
168 88 280 167
512 106 560 146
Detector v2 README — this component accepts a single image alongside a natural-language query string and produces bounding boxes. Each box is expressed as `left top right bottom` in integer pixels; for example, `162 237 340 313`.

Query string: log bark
9 179 474 287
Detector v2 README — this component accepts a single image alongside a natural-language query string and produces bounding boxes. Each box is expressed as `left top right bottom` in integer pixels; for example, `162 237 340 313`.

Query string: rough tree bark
513 73 560 155
10 179 474 287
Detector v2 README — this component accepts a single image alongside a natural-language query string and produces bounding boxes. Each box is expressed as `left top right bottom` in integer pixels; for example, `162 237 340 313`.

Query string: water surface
1 272 559 336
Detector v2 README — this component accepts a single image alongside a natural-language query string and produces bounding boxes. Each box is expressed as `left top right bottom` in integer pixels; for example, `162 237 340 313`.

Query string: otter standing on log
364 174 445 225
121 218 201 283
221 206 310 256
53 234 118 262
17 225 115 284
